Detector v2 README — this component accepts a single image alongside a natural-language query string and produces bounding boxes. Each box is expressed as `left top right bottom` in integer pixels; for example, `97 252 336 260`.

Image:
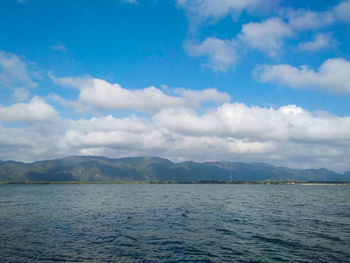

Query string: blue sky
0 0 350 172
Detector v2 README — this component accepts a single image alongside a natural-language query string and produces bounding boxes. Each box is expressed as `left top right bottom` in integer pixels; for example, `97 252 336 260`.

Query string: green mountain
0 156 349 183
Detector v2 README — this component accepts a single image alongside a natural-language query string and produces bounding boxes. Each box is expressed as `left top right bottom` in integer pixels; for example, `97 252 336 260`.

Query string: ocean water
0 184 349 263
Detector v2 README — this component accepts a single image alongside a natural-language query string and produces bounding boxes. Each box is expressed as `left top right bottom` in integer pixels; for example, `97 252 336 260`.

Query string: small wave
252 235 303 249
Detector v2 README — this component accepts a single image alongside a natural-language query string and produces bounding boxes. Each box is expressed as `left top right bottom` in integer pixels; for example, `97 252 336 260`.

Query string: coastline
1 181 350 185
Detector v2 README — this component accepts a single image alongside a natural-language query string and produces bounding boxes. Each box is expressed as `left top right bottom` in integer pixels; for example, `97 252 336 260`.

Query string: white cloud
287 10 334 31
0 100 349 171
0 120 66 162
298 33 333 51
256 58 350 95
176 0 265 21
122 0 138 4
238 18 292 57
285 1 350 30
0 96 58 122
154 103 350 143
175 87 231 105
62 102 350 171
50 41 67 52
178 0 350 69
52 75 184 112
0 51 38 100
65 115 161 149
189 18 335 69
41 74 350 171
185 38 237 71
152 103 350 170
51 74 230 111
13 87 31 101
184 14 333 67
333 0 350 23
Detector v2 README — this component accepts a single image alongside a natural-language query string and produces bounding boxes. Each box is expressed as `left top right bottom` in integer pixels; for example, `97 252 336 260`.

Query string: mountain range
0 156 349 183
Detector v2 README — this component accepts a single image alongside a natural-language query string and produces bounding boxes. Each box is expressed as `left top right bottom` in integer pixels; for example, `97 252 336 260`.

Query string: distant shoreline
1 181 350 185
296 183 350 186
1 156 349 183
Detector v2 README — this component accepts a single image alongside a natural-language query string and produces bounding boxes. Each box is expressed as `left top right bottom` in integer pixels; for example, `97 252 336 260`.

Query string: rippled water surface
1 184 350 262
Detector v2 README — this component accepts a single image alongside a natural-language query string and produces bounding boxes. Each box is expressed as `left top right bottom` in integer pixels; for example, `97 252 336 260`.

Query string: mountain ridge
0 156 349 183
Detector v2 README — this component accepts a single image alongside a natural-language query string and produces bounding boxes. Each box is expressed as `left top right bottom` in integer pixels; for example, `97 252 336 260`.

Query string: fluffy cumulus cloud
174 87 231 105
181 11 336 69
65 116 164 152
0 93 350 171
0 96 57 122
0 98 62 161
48 103 350 171
298 33 334 51
0 51 38 100
55 76 183 111
236 14 335 56
185 13 308 70
177 0 350 26
154 103 350 144
178 1 350 70
185 38 237 71
286 1 350 30
256 58 350 95
176 0 266 22
333 0 350 23
287 10 334 31
0 122 65 162
238 18 292 56
50 74 231 111
0 69 349 171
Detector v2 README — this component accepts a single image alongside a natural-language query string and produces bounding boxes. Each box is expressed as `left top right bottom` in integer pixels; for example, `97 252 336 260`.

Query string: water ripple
0 184 349 262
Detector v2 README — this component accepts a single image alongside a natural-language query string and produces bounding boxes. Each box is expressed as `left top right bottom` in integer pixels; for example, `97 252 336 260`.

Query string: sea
0 184 349 262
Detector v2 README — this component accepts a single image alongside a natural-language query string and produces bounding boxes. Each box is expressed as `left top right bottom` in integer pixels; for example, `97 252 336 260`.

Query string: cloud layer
256 58 350 95
176 0 267 22
0 82 349 172
182 1 350 71
0 97 57 122
298 33 333 51
51 75 231 112
0 51 38 100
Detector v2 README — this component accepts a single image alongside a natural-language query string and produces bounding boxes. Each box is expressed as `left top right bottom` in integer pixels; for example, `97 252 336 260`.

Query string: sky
0 0 350 172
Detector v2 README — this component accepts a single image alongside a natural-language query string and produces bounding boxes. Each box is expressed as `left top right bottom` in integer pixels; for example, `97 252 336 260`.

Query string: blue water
0 184 349 262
